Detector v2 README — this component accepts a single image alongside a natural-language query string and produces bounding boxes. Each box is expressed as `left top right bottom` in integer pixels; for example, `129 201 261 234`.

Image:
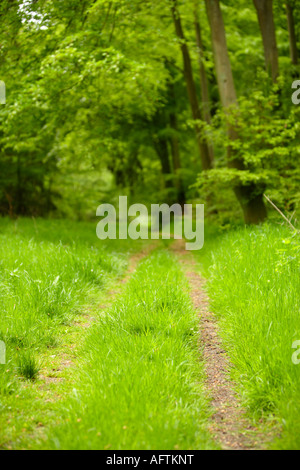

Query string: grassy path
34 250 216 450
0 218 154 449
194 225 300 450
171 240 268 450
0 245 154 450
2 244 218 450
3 219 297 450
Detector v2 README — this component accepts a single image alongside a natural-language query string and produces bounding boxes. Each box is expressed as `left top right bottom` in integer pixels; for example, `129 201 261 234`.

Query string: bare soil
171 239 268 450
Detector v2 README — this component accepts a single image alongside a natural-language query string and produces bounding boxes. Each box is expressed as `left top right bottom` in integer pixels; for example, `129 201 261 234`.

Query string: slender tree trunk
171 0 212 170
169 109 185 205
205 0 267 224
154 136 172 189
151 111 173 190
286 1 298 65
253 0 279 82
193 6 214 163
167 77 186 205
164 64 186 205
16 153 23 215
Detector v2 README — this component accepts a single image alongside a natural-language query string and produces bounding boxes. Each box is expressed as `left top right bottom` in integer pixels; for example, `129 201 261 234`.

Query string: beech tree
286 1 298 65
253 0 279 82
171 0 213 171
204 0 267 224
0 0 299 222
193 2 214 163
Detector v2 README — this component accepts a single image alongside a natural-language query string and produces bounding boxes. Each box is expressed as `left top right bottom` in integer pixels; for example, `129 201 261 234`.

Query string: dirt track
171 239 266 450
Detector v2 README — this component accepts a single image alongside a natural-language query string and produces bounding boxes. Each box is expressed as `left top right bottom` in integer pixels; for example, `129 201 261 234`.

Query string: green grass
197 223 300 449
16 350 41 381
0 217 143 446
4 216 299 450
38 250 217 450
0 219 128 369
0 218 214 450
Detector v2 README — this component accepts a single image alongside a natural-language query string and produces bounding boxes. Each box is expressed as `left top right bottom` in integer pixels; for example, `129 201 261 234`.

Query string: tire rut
171 239 268 450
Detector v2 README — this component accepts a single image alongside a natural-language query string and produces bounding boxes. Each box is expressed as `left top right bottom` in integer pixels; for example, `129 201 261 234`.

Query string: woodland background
0 0 299 226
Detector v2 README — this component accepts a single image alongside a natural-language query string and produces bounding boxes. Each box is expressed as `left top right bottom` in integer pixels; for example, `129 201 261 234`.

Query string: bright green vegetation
198 224 300 449
1 0 300 453
0 218 129 381
0 217 142 446
1 1 300 226
0 218 215 450
1 217 300 450
38 250 217 450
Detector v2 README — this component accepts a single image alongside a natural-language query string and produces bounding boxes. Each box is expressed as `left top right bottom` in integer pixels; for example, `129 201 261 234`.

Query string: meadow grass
197 223 300 449
3 216 299 450
40 250 217 450
0 217 141 444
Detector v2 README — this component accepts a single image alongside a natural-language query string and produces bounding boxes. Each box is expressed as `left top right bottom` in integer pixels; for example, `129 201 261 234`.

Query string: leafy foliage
0 0 299 222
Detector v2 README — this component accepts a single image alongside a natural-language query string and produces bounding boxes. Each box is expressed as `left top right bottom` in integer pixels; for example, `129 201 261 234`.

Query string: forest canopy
0 0 299 225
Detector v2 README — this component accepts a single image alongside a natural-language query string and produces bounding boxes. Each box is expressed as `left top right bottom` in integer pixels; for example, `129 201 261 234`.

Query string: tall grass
200 224 300 449
42 250 217 450
0 218 130 390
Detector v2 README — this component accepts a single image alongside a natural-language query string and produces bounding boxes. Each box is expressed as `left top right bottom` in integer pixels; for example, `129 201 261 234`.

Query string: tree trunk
169 109 186 205
154 136 172 189
286 1 298 65
205 0 267 224
253 0 279 82
16 153 24 215
193 6 214 163
166 76 186 205
234 184 268 225
151 111 173 190
171 0 212 170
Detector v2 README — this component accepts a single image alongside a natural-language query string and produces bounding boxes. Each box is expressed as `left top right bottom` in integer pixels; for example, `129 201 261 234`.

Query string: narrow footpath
171 240 268 450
